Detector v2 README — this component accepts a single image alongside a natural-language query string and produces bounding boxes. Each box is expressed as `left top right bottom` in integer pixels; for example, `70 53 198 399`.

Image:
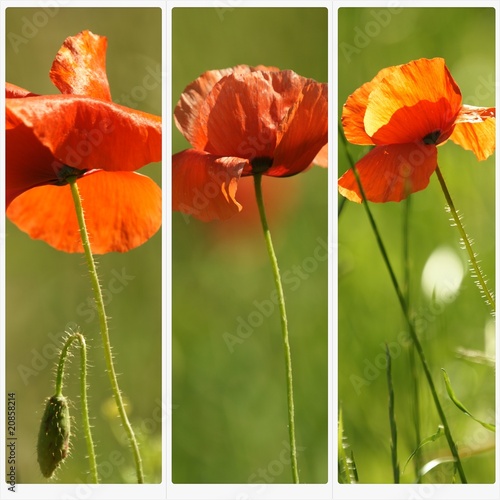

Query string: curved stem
68 177 144 483
343 159 467 483
55 332 98 483
434 165 495 313
253 173 299 484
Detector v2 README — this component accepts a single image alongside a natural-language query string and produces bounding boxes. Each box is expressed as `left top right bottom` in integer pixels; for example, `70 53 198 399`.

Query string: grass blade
442 369 495 432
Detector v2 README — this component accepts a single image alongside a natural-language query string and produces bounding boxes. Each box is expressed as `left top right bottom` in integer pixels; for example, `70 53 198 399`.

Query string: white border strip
1 2 167 499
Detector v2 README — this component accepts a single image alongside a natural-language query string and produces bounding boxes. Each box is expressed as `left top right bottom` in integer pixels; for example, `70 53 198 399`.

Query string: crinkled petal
338 143 437 203
364 58 462 142
49 30 112 100
341 65 395 145
6 171 161 253
174 65 278 147
270 81 328 176
6 83 39 99
172 149 246 222
6 95 161 172
449 105 496 161
192 70 311 159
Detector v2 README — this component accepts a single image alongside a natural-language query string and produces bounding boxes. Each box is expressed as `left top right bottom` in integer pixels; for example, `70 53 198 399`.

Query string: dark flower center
250 156 274 174
56 165 87 185
422 130 441 145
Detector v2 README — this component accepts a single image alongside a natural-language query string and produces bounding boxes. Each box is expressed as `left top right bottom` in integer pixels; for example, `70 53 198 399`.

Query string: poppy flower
338 57 495 203
173 65 328 222
6 30 161 253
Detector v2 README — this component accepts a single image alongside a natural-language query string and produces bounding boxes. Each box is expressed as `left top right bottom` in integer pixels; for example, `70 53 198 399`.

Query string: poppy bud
37 395 71 478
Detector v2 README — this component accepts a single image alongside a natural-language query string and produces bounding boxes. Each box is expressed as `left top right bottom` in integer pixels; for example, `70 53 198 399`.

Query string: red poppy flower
6 30 161 253
338 57 495 203
173 65 328 222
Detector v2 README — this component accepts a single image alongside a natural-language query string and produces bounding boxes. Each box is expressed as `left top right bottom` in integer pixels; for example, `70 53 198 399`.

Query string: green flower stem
55 331 98 483
253 173 299 484
342 156 467 483
434 165 495 313
68 177 144 484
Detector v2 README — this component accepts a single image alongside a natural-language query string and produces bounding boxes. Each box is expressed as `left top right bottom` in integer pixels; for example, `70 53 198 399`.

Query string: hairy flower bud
37 395 71 478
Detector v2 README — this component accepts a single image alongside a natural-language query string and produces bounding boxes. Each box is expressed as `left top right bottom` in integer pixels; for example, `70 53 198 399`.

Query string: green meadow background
338 8 495 483
5 8 162 483
172 8 328 483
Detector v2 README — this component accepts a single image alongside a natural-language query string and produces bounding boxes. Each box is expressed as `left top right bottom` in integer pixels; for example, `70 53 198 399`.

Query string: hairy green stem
434 165 495 313
68 177 144 483
253 173 299 484
55 331 98 483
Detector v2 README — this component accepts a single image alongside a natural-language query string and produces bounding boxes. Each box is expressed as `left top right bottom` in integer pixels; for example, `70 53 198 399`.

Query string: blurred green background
338 8 495 483
5 8 162 483
172 8 328 483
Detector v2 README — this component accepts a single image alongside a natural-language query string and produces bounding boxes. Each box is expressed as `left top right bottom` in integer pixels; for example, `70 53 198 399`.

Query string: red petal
364 58 462 143
449 105 496 161
338 143 437 203
174 65 279 148
172 149 246 222
270 81 328 176
49 30 112 100
6 124 61 208
6 95 161 173
191 70 310 159
6 83 39 99
6 171 161 254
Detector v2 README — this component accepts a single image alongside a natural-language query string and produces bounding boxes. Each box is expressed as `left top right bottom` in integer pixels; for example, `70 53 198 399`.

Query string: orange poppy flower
338 58 495 203
173 65 328 222
6 30 162 253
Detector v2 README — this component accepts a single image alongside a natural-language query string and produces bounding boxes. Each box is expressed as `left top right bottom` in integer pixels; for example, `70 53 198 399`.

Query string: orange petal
6 95 161 172
174 65 280 148
449 105 496 161
364 58 462 142
6 171 161 254
341 64 395 145
338 143 437 203
49 30 112 101
271 81 328 176
172 149 246 222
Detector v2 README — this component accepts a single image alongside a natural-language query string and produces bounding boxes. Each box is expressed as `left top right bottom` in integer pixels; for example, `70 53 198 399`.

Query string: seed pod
37 395 71 478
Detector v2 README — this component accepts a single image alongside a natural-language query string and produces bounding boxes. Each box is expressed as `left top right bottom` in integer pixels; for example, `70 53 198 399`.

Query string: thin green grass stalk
55 331 98 483
434 165 495 313
403 196 422 482
338 131 467 483
253 173 299 484
385 343 400 483
68 177 144 483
